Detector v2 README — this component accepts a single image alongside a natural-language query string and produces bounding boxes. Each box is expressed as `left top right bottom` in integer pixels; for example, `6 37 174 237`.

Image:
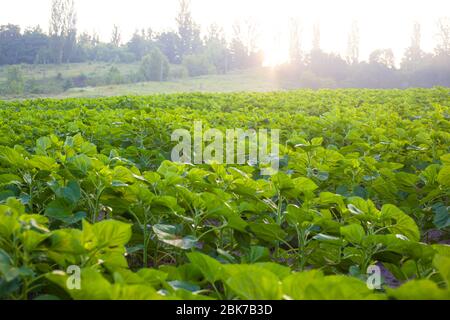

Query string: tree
111 25 121 47
289 18 303 64
156 31 181 64
369 49 395 69
204 24 229 73
22 26 50 64
435 17 450 56
176 0 202 58
139 48 170 81
0 25 22 65
230 24 248 69
49 0 77 63
127 30 149 60
401 22 425 70
312 22 321 52
346 20 360 65
230 19 260 69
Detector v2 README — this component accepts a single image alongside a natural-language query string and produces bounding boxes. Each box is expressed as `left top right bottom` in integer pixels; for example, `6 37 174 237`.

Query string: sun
263 48 289 67
261 30 290 67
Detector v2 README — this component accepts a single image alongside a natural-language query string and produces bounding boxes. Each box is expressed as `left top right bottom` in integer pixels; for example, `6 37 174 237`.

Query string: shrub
105 66 123 85
139 48 170 81
182 54 217 77
168 64 189 80
5 66 25 94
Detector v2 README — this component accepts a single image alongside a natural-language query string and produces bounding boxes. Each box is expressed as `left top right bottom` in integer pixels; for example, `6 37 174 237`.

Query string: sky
1 0 449 65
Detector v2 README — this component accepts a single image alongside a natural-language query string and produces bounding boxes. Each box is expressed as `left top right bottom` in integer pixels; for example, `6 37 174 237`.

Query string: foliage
140 49 170 82
0 89 449 300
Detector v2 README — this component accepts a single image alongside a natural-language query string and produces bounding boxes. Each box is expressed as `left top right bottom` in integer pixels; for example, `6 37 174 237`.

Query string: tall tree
204 24 229 73
111 25 122 47
176 0 202 58
312 22 321 52
230 22 248 69
346 20 360 65
435 17 450 56
289 18 302 64
0 25 22 65
156 31 181 64
49 0 77 63
369 49 395 69
401 21 424 70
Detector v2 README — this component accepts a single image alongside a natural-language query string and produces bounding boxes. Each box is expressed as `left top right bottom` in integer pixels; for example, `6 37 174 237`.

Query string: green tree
204 24 229 74
401 22 425 70
140 48 170 81
289 18 303 65
435 17 450 56
176 0 202 58
111 25 121 47
49 0 77 64
346 20 360 65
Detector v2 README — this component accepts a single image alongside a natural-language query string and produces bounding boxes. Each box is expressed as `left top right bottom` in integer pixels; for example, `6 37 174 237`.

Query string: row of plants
0 88 449 299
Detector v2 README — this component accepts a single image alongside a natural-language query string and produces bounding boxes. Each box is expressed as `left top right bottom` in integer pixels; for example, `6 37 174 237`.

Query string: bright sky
1 0 449 65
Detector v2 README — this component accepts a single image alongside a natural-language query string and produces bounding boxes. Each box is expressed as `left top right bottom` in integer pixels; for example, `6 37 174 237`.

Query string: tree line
278 19 450 88
0 0 262 78
0 0 449 88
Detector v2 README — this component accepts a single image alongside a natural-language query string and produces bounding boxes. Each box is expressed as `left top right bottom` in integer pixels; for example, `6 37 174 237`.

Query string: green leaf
312 233 346 246
433 254 450 287
254 262 291 280
381 204 420 242
0 146 27 167
340 224 365 244
152 224 197 250
242 246 270 263
84 219 132 249
47 268 112 300
136 269 168 287
187 252 223 284
224 265 282 300
292 177 318 193
282 270 324 300
387 280 450 300
433 204 450 229
249 223 287 242
44 199 73 220
28 155 59 171
283 271 381 300
0 174 22 186
437 166 450 187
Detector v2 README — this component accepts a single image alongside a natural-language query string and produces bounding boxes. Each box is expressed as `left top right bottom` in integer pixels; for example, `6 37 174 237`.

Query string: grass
0 63 293 100
0 62 140 82
60 69 289 97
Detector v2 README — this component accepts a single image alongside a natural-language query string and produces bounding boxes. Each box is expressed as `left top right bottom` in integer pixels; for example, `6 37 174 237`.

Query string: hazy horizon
1 0 449 65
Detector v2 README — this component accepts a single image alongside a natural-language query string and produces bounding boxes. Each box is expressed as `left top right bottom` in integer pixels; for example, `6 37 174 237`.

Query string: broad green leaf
387 280 450 300
224 265 282 300
249 223 287 242
340 224 365 244
437 166 450 187
292 177 318 193
433 254 450 287
381 204 420 242
187 252 223 284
